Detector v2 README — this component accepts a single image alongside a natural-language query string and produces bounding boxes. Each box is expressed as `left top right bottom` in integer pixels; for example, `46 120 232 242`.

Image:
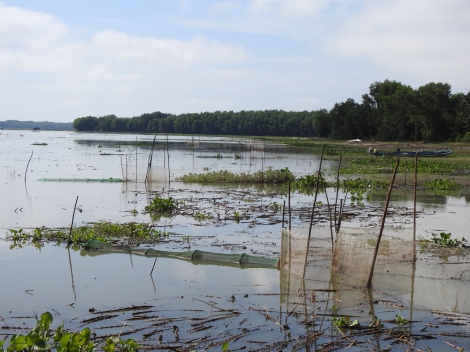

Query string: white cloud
330 0 470 86
90 30 248 69
250 0 330 17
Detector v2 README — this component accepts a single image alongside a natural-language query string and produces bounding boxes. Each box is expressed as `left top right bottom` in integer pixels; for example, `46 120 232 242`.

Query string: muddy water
1 130 470 350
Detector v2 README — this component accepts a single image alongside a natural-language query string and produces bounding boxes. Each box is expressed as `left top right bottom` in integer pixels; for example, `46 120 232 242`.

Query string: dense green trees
73 80 470 142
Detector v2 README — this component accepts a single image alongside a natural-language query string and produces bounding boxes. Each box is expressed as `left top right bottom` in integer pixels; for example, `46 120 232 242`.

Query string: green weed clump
7 221 169 247
145 195 177 213
342 157 469 175
429 232 467 247
425 178 461 191
176 167 294 184
0 311 138 352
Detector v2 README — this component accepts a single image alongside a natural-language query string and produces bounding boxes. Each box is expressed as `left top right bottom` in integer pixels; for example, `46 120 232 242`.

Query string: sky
1 0 469 122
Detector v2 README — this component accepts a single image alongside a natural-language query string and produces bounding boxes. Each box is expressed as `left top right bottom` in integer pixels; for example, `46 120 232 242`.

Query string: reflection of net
83 239 279 269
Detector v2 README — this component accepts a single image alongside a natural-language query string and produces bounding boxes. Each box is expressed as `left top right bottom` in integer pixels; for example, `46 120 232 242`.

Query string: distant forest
73 80 470 142
0 120 73 130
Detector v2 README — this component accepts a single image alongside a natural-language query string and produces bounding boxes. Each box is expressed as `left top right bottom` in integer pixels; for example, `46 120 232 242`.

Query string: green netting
83 239 279 269
39 178 124 182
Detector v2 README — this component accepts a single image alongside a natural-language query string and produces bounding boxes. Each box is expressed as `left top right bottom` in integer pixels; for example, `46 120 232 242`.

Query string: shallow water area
2 130 470 350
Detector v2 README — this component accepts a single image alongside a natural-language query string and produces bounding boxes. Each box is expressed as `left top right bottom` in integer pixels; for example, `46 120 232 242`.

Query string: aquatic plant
145 195 177 213
0 311 138 352
332 316 360 329
194 212 212 221
395 314 409 326
425 178 461 191
7 222 170 246
176 167 294 184
429 232 467 247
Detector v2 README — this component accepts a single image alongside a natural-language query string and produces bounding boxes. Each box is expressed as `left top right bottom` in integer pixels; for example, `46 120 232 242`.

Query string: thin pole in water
288 182 291 231
333 155 342 230
282 199 286 229
413 152 418 260
303 144 325 279
68 196 79 242
166 133 170 186
367 158 400 287
24 151 33 183
150 258 157 275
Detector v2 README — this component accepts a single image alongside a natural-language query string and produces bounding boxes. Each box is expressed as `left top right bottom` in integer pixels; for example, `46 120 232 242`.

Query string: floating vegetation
428 232 467 247
144 195 177 214
7 221 170 247
194 211 212 221
176 167 294 184
0 311 138 352
425 178 461 191
341 157 469 175
31 142 47 146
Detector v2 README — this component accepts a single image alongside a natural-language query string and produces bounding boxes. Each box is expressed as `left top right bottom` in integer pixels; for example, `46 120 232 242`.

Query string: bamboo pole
303 144 325 279
367 158 400 287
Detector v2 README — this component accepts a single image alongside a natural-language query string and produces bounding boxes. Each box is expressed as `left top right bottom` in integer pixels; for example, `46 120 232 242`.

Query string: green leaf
40 312 53 330
222 342 230 351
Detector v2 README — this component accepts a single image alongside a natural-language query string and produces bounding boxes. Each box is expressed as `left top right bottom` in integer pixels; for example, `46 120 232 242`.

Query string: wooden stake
333 155 342 229
367 158 399 287
303 144 325 279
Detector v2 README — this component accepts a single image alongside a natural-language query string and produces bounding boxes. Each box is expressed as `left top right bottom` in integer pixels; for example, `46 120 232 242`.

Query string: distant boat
33 126 40 132
367 148 452 157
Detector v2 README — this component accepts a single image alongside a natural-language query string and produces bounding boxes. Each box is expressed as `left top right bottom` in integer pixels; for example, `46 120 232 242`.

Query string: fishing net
280 226 415 311
83 239 279 269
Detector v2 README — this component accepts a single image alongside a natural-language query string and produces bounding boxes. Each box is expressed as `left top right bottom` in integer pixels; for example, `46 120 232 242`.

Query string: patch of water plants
176 167 295 183
341 157 469 175
7 221 169 247
144 195 177 213
0 311 138 352
425 178 461 191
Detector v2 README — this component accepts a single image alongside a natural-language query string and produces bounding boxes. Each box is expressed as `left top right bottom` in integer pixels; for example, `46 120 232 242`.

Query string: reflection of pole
367 158 399 287
303 145 325 279
67 246 77 302
282 200 286 229
367 287 381 350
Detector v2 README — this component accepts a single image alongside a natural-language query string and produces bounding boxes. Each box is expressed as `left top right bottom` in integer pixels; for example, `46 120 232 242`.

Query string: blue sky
1 0 469 122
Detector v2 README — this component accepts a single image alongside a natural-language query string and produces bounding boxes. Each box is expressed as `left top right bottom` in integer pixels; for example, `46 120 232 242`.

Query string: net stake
367 158 400 287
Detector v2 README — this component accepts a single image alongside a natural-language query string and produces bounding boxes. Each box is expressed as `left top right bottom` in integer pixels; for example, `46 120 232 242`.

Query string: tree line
73 80 470 142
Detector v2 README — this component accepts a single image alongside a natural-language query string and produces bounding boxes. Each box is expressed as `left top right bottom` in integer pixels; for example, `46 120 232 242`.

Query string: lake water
1 130 470 351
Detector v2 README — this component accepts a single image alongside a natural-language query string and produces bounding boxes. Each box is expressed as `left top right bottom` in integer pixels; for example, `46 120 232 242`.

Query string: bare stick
303 144 325 279
150 258 157 275
367 158 399 287
323 187 334 247
68 196 79 242
24 151 33 183
334 155 342 229
413 153 418 239
166 134 170 185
